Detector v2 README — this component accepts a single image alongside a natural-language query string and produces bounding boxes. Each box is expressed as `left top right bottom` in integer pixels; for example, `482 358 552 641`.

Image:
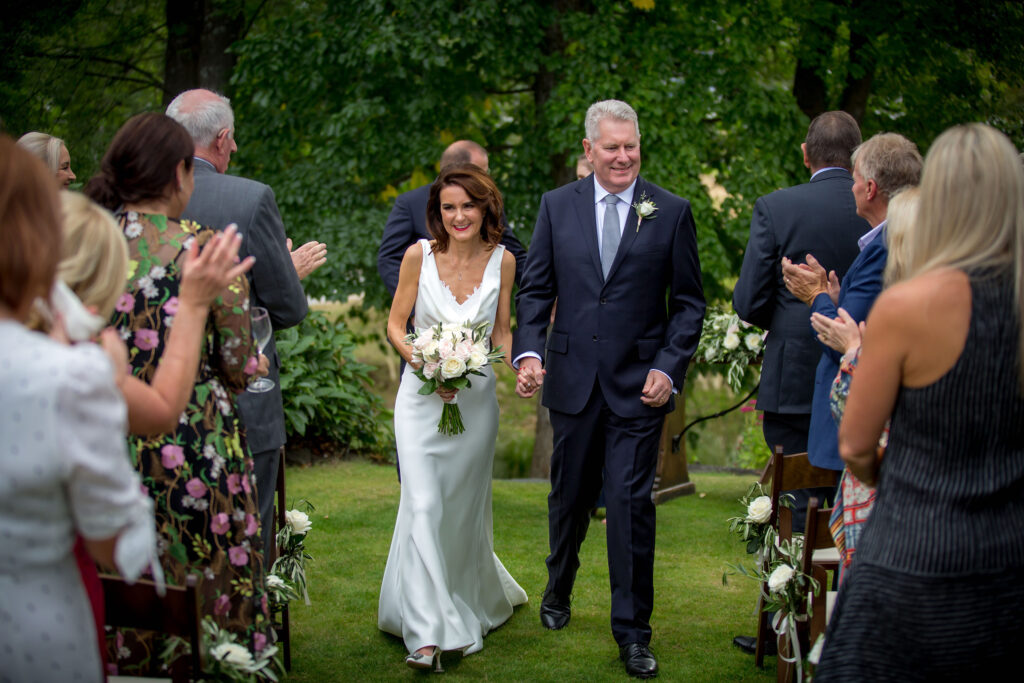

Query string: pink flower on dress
115 293 134 313
160 444 185 469
244 355 259 375
134 329 159 351
185 477 207 499
253 632 267 652
106 663 119 676
214 593 231 616
228 545 249 566
241 474 252 494
245 513 258 537
210 512 230 535
162 296 179 316
227 473 243 495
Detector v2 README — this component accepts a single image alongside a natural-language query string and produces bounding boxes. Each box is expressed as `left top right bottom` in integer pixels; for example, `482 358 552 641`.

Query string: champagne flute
247 306 274 393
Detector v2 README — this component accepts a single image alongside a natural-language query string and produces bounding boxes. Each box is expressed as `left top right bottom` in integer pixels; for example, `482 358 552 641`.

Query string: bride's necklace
448 250 487 282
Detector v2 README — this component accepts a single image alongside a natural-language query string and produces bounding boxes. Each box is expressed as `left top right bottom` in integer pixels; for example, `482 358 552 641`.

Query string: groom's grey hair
585 100 641 142
166 90 235 148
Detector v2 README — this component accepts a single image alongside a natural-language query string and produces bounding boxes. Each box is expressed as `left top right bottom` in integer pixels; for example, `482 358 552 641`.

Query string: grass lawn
280 460 775 681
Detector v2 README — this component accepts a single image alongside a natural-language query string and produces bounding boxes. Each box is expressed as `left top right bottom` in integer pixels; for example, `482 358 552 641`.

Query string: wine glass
247 306 274 393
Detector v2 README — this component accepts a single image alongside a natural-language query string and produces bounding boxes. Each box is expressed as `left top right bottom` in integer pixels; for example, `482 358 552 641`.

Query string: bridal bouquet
404 320 505 436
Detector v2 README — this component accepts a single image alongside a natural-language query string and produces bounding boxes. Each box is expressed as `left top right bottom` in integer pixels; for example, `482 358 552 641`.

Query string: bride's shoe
406 646 443 672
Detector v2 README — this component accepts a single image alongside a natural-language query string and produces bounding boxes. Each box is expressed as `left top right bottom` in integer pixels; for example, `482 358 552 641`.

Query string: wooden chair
776 497 836 683
101 573 201 683
273 446 292 671
753 446 839 667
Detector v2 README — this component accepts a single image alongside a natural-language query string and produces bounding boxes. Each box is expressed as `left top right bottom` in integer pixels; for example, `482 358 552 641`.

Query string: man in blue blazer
376 140 526 296
168 89 327 569
784 133 922 471
514 100 705 678
733 112 868 457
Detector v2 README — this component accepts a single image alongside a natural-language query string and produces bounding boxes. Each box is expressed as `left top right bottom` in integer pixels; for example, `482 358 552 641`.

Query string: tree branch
27 50 164 89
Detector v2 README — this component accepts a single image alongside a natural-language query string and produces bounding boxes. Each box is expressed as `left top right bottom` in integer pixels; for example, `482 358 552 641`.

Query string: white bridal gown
379 239 527 655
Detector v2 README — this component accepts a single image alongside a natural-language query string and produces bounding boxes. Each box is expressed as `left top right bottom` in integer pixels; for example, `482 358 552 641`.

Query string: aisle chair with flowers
272 447 291 671
753 446 839 667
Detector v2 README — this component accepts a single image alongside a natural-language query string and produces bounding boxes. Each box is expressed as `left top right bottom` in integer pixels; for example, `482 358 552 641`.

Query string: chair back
101 573 201 682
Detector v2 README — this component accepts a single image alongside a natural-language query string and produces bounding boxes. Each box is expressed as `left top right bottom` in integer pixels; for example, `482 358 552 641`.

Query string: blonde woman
816 124 1024 680
17 131 76 189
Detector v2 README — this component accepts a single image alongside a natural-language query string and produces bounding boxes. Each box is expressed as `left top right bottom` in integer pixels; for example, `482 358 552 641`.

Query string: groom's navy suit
514 174 705 646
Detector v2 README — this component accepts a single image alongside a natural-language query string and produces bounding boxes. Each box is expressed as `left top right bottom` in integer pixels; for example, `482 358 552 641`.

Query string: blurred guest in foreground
815 123 1024 680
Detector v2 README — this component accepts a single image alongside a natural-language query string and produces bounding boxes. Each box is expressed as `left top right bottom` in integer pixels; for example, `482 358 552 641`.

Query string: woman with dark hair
379 164 526 671
85 113 272 672
0 136 156 683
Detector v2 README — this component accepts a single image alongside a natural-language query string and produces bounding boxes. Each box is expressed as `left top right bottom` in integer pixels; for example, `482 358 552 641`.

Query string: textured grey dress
816 270 1024 681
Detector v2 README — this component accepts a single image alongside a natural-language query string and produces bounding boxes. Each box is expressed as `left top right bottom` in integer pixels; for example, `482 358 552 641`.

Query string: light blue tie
601 194 620 277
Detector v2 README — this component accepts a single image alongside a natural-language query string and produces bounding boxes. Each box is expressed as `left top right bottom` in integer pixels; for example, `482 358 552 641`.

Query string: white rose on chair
767 563 795 594
285 509 312 535
211 642 255 667
745 495 772 524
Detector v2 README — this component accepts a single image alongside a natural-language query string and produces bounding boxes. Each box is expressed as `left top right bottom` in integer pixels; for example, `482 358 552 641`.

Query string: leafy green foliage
275 310 394 453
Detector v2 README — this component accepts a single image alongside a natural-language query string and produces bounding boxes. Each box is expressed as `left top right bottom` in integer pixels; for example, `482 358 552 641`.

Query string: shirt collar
193 156 217 171
810 166 846 180
593 176 637 205
858 219 887 251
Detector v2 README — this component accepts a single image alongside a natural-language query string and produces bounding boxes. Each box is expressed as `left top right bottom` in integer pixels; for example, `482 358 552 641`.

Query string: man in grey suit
167 89 327 568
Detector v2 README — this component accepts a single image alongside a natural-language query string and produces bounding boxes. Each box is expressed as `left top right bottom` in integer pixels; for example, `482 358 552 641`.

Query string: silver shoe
406 646 443 672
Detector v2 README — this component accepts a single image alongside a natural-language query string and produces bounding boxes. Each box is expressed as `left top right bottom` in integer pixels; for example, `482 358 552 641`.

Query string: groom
514 100 705 678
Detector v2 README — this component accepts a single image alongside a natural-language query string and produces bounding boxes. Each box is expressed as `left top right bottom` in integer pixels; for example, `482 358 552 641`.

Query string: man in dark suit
730 111 867 657
376 140 526 296
733 111 867 457
783 132 922 470
167 89 327 569
514 100 705 679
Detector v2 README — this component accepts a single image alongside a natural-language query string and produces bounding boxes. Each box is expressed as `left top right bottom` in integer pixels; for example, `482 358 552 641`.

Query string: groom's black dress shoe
732 634 776 656
620 642 658 679
539 592 571 630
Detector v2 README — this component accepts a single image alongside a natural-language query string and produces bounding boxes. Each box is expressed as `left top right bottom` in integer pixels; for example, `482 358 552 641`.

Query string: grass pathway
282 461 774 681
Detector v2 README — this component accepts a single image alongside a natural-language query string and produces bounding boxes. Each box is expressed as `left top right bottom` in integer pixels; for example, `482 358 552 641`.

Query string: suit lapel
604 178 643 285
572 179 604 281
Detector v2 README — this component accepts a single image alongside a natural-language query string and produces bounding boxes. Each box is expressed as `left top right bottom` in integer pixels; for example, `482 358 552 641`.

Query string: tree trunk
163 0 249 107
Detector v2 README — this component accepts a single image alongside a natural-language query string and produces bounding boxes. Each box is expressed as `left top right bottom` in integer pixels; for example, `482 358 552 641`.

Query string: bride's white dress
378 239 528 655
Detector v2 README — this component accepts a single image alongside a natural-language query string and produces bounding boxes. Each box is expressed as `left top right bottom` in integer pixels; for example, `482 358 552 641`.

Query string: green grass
280 461 774 681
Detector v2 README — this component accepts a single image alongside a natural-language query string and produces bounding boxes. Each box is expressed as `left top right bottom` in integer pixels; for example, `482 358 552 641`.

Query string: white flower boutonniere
631 191 658 232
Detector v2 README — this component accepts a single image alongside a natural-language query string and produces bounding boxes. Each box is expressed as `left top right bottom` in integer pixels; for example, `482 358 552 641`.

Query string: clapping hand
810 307 865 354
781 254 839 306
288 238 328 280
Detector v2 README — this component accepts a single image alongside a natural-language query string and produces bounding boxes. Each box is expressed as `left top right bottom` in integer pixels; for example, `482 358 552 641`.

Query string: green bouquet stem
439 398 465 436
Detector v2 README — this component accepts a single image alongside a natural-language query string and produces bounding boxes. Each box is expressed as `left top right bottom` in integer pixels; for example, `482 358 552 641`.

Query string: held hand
640 370 672 407
256 353 270 378
515 357 545 398
782 254 828 306
288 238 328 280
179 224 255 308
436 386 458 403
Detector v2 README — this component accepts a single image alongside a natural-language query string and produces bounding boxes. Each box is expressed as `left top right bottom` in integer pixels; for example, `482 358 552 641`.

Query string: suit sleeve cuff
512 351 542 369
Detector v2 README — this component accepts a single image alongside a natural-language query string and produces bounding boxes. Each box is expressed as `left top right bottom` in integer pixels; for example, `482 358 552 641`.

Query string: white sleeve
59 344 157 581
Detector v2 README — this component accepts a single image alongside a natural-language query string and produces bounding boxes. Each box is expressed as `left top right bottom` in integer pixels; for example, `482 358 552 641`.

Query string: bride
378 163 528 671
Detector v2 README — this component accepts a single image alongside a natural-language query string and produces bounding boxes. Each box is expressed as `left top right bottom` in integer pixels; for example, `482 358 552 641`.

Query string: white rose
467 350 488 370
420 339 439 361
266 574 286 589
767 564 795 594
745 496 772 524
472 341 489 355
723 333 740 350
285 509 312 535
423 361 439 378
638 200 656 217
440 356 467 380
413 333 434 350
745 332 762 351
726 321 740 335
211 642 254 667
437 338 455 358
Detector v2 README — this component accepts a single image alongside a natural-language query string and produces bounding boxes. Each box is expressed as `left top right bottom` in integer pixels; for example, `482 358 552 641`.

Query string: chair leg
273 446 291 671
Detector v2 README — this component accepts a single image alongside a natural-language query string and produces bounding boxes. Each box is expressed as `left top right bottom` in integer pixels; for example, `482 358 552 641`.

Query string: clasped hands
514 357 672 407
781 254 840 307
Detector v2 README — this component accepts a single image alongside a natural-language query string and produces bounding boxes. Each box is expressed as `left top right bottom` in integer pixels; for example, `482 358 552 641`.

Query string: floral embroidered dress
108 212 270 670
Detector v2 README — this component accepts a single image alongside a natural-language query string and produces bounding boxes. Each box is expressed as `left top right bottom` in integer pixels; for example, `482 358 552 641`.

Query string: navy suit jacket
377 183 527 297
513 175 706 418
733 169 868 414
807 231 888 470
183 159 308 454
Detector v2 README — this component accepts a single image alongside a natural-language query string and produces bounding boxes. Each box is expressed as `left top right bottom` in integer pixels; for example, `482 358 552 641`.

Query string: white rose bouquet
695 306 766 392
272 500 315 606
404 320 506 436
726 482 792 558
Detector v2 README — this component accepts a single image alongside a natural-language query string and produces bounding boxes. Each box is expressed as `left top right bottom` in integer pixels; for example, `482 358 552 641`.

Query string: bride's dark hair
426 164 504 253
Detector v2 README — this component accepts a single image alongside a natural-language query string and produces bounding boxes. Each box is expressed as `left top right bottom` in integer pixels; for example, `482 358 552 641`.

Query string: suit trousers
762 411 834 533
253 446 281 570
546 378 664 646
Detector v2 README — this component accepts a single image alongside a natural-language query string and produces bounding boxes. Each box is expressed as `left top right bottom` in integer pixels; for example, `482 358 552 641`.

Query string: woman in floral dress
85 113 271 671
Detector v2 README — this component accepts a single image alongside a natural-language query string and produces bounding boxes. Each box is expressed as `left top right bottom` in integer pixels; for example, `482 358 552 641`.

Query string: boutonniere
632 191 657 232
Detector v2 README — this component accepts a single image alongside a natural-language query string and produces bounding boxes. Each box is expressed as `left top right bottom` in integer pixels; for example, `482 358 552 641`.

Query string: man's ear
801 143 810 169
215 129 230 154
866 178 878 202
582 138 593 162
